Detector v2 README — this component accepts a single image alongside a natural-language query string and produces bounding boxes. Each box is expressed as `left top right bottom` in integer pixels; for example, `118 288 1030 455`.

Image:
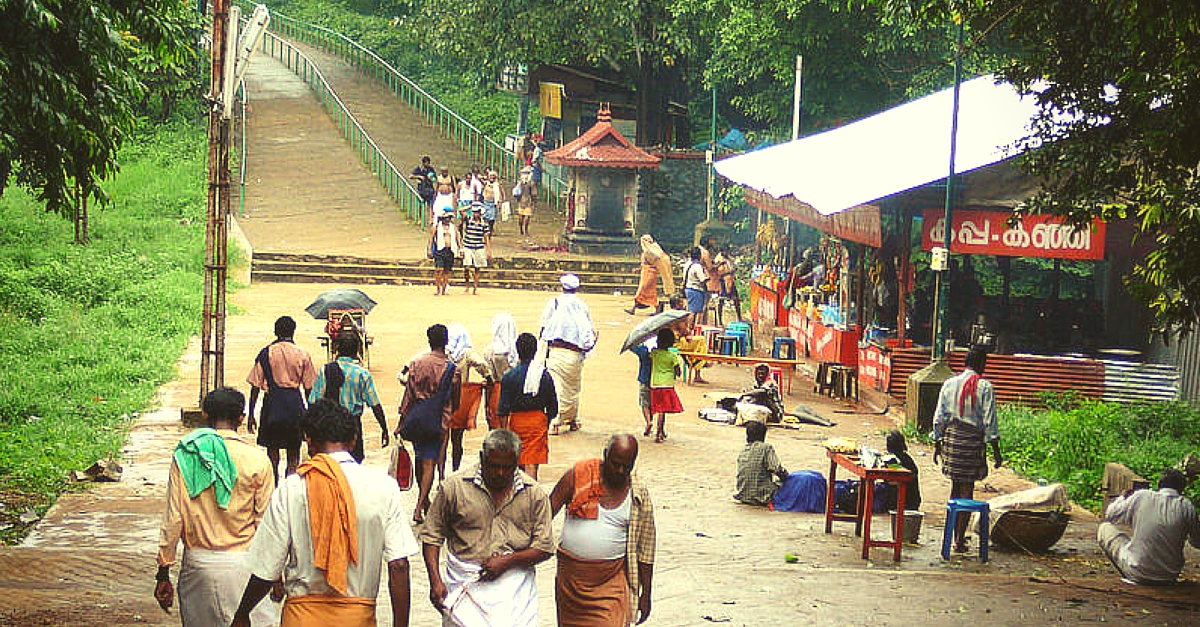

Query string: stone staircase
251 252 678 294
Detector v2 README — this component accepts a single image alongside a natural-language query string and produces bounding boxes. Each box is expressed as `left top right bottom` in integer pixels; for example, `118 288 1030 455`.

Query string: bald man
550 435 656 626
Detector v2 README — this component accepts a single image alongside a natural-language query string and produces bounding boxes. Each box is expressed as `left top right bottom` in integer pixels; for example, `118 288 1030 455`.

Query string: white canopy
713 75 1042 216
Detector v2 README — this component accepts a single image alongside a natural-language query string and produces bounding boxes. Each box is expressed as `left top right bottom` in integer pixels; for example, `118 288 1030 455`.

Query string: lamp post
931 18 965 362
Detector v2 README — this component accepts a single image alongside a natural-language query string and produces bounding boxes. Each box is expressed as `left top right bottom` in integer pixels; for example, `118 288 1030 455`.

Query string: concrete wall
640 153 707 250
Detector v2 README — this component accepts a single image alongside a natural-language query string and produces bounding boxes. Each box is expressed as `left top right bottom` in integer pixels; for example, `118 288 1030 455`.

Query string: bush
1001 400 1200 512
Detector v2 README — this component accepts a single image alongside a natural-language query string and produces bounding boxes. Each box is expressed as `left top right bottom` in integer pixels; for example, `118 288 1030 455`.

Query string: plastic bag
500 201 512 222
389 441 413 491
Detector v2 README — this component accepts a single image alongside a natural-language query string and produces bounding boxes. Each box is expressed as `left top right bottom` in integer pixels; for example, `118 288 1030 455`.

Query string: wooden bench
677 352 802 395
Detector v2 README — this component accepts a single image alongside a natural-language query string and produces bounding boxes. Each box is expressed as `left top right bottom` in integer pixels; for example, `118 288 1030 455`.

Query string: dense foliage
0 1 198 235
0 121 206 543
1002 397 1200 512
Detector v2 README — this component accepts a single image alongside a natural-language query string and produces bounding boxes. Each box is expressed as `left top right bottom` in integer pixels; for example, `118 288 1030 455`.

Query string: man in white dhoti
155 387 279 627
539 274 598 434
421 429 554 626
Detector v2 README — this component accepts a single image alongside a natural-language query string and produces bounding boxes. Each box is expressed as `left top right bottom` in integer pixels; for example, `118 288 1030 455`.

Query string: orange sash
296 454 358 595
282 594 375 627
566 458 604 520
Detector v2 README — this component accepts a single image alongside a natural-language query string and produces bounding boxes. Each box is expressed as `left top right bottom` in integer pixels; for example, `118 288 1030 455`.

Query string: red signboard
921 210 1105 260
746 189 882 248
858 344 892 392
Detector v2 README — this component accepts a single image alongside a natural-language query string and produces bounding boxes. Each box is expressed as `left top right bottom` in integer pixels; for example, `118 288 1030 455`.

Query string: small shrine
544 103 661 255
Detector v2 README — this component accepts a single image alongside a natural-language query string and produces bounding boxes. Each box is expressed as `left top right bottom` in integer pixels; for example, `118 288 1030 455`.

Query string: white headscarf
524 344 547 396
447 322 472 363
490 313 519 369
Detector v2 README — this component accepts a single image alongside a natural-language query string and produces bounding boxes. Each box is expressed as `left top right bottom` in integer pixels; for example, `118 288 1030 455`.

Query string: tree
874 0 1200 334
0 1 195 243
415 0 702 147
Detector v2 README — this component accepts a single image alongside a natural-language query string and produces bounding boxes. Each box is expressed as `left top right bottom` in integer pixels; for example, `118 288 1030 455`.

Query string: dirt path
3 281 1198 626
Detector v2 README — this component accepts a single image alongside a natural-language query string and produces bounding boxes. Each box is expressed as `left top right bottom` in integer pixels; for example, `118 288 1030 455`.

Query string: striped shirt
463 218 489 250
308 357 381 417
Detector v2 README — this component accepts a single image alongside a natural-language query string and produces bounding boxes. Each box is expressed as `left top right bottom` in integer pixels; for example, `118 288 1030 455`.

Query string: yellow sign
539 82 564 119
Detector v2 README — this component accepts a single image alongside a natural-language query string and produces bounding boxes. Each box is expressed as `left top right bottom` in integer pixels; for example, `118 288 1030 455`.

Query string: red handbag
390 442 413 491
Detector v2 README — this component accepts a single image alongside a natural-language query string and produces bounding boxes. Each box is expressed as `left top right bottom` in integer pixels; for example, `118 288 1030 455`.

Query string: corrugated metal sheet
888 348 1105 405
1168 333 1200 401
1101 360 1179 403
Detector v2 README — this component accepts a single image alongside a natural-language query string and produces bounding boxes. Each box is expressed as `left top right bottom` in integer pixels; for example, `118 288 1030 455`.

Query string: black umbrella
304 288 378 319
619 310 691 353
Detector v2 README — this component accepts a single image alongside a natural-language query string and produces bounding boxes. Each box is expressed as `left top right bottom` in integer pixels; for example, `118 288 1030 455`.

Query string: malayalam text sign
921 210 1105 260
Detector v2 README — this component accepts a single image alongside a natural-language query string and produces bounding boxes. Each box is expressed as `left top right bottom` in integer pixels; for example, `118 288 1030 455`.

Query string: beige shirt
243 451 421 598
246 341 317 391
157 430 275 566
420 465 554 563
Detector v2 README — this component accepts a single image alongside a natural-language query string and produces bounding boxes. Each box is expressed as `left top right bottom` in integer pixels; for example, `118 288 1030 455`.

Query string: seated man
1098 468 1200 584
734 421 788 506
738 364 785 423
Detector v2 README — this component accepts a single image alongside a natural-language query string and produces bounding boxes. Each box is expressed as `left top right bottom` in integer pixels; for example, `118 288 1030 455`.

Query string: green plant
1000 400 1200 512
0 119 206 544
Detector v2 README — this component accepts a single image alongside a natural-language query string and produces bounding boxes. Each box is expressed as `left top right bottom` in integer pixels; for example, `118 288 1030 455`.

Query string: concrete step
252 269 641 294
249 251 685 295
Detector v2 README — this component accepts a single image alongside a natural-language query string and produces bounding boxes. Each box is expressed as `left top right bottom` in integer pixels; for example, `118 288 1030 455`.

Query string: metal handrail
255 30 429 226
233 0 569 213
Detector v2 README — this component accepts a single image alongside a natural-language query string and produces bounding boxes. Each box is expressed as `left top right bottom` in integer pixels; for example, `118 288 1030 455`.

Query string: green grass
1001 398 1200 512
0 120 207 543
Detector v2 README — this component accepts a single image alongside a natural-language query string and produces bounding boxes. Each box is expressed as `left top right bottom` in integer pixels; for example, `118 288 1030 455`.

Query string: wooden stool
815 362 838 396
828 365 859 400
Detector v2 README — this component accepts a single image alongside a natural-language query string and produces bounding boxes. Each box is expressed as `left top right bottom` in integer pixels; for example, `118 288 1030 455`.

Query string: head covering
524 345 547 396
490 313 519 369
640 234 665 264
560 274 581 291
446 322 472 363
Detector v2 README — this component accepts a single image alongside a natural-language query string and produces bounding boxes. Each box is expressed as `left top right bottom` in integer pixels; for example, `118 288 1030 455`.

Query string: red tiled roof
544 104 661 169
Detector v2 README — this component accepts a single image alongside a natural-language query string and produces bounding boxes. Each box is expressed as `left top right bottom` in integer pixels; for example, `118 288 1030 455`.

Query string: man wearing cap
461 202 492 295
539 274 598 435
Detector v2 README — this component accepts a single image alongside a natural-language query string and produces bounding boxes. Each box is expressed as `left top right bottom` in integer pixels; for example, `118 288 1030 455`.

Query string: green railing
255 30 430 226
236 0 570 214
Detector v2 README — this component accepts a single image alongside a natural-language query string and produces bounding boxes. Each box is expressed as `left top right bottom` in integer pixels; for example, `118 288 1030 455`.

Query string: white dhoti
546 347 584 429
442 550 538 627
179 548 279 627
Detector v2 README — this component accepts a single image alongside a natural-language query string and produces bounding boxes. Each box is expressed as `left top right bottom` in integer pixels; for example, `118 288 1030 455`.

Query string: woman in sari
625 234 675 315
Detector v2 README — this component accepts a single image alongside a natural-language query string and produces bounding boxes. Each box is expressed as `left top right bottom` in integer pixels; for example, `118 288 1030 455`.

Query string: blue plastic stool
773 337 797 360
725 328 748 356
727 321 753 352
941 498 990 562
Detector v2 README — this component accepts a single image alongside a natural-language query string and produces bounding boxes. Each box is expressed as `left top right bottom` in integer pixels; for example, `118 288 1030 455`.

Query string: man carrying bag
396 324 459 524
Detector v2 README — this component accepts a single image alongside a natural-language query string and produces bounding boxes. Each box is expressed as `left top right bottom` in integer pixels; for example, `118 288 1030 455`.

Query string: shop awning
713 75 1041 217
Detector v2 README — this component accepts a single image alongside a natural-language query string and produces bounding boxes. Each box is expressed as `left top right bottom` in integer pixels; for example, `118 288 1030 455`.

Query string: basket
991 510 1070 553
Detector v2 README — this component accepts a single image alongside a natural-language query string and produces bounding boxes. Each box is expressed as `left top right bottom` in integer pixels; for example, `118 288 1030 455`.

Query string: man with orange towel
230 399 419 627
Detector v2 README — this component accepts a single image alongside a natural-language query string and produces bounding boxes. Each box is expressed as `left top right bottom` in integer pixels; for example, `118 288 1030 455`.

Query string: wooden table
676 352 802 394
823 450 914 561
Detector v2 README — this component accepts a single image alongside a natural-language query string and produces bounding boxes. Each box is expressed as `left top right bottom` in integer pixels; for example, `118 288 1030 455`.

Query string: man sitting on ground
739 364 785 423
734 420 788 506
1098 468 1200 584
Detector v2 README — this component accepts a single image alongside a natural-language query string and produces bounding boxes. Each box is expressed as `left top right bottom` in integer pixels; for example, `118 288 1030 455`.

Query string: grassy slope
0 121 206 543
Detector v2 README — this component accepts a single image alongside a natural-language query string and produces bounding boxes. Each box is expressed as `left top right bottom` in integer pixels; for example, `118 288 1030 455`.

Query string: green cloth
173 428 239 509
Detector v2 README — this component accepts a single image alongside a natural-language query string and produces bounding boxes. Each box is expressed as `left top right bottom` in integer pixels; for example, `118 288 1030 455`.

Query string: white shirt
243 451 419 598
1105 488 1200 582
539 293 597 351
931 368 999 442
559 492 630 560
684 261 707 291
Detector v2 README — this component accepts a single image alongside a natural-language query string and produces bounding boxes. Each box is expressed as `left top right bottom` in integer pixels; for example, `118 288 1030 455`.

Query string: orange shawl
566 458 604 520
297 454 359 595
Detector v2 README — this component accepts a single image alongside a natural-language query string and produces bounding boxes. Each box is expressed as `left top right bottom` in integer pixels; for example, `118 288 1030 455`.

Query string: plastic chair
941 499 990 562
724 326 749 357
773 337 797 360
767 366 784 389
716 335 738 356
